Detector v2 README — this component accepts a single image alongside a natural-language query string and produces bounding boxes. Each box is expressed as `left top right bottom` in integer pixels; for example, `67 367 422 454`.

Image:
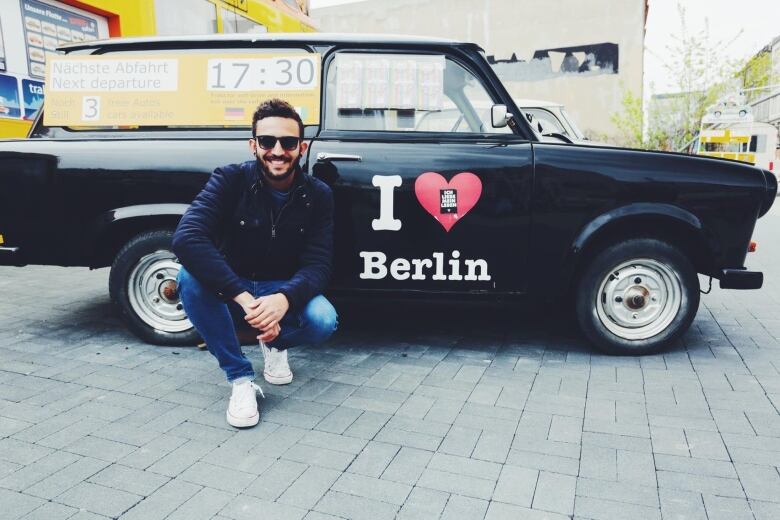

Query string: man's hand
257 321 281 343
243 293 290 331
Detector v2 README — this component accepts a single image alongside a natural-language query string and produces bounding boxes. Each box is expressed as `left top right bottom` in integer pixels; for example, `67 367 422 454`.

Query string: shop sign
22 78 44 119
20 0 100 78
0 73 21 119
43 53 321 127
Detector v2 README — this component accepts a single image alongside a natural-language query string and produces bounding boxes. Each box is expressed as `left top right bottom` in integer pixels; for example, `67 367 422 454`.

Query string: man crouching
173 98 337 428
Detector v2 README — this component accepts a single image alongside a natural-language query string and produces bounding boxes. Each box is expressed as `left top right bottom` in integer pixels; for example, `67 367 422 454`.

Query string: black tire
109 229 200 346
575 238 699 355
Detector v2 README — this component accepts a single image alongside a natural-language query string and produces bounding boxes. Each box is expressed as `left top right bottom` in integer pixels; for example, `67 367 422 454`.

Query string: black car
0 33 775 355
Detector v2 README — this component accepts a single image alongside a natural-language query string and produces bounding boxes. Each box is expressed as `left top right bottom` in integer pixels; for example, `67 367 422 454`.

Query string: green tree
611 3 741 151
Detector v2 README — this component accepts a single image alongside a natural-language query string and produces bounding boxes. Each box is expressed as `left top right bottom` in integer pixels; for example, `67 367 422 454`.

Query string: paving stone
0 488 46 520
532 471 575 516
56 481 141 518
24 456 110 500
278 466 340 509
332 472 411 505
179 462 256 493
166 487 234 520
347 441 399 477
0 439 53 465
0 451 80 492
20 500 78 520
485 501 571 520
440 494 489 520
576 477 659 508
313 406 362 434
396 487 449 519
492 464 537 507
659 488 707 520
88 463 169 496
146 440 214 477
63 435 138 463
429 452 501 480
575 495 661 520
734 462 780 501
219 494 307 520
380 446 432 485
656 470 745 498
314 490 397 520
439 425 481 457
506 449 580 476
244 459 307 500
299 429 368 454
472 430 513 463
654 453 737 478
617 450 656 486
119 478 202 520
281 443 355 471
702 495 754 520
343 411 390 439
417 468 495 499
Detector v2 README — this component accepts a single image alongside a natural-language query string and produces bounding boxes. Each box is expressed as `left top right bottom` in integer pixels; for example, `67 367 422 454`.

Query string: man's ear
248 137 257 155
299 140 309 154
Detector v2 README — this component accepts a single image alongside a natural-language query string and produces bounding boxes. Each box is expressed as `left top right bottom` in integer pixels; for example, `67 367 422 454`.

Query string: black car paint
0 34 774 302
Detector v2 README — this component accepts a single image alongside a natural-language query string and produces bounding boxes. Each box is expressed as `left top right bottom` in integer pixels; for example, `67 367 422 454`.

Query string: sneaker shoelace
234 381 265 406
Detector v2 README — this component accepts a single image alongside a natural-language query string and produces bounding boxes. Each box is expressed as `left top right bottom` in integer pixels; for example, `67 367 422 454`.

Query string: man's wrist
233 291 254 309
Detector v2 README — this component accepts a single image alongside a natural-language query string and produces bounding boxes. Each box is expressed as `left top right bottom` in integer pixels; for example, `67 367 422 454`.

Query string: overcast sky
309 0 779 96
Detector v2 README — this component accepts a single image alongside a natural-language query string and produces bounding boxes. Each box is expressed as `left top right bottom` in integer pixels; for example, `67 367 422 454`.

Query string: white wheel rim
595 258 682 341
127 250 192 333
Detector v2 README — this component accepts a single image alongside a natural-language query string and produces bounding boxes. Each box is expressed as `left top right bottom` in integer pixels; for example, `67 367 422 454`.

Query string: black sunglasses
255 135 301 151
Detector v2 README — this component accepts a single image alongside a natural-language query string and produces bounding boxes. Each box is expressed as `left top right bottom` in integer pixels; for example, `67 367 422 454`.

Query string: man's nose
272 140 286 155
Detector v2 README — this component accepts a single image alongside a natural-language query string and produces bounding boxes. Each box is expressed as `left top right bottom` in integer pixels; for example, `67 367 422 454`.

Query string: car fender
90 203 190 266
560 202 719 293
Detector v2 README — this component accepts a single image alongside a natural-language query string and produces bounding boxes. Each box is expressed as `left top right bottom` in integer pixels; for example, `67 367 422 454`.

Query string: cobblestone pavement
3 206 780 520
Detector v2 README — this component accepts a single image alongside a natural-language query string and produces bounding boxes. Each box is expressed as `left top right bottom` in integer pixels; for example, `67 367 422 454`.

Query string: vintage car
0 34 775 355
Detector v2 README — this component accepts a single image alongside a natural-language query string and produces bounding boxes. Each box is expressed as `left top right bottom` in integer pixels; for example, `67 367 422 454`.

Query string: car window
325 53 511 134
525 108 567 135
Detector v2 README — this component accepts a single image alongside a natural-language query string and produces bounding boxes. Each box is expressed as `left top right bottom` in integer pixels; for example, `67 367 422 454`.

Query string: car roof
60 32 483 52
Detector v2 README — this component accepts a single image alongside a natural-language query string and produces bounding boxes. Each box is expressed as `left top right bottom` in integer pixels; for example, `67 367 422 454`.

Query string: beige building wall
312 0 647 142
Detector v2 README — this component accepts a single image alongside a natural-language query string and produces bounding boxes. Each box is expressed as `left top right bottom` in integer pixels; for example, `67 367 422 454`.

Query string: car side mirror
491 104 513 128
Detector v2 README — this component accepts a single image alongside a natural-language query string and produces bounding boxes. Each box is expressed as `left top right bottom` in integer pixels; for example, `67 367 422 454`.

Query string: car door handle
316 153 362 162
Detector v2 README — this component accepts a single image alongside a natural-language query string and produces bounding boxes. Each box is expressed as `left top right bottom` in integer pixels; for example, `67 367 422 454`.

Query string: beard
257 151 299 183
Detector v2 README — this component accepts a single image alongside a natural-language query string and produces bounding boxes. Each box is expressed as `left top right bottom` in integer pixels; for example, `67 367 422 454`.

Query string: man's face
249 116 307 182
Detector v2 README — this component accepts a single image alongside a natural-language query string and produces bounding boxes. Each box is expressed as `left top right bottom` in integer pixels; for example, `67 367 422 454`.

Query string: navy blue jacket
172 160 334 312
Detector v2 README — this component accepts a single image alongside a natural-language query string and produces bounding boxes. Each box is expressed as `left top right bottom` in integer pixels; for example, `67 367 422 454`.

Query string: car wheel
109 229 199 345
575 238 699 355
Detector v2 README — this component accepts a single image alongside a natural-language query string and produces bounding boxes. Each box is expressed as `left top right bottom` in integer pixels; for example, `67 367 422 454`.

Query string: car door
308 48 534 295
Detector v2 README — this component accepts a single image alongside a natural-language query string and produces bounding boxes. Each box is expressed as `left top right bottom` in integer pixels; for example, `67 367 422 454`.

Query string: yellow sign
43 53 321 127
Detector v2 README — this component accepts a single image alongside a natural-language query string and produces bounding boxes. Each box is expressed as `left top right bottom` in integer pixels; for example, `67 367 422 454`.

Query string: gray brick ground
4 203 780 519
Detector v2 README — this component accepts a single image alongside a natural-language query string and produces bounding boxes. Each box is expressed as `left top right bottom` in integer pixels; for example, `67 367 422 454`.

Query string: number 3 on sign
82 96 100 121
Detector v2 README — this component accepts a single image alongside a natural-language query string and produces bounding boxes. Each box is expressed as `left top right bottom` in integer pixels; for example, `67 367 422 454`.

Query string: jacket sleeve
277 184 334 312
172 166 246 301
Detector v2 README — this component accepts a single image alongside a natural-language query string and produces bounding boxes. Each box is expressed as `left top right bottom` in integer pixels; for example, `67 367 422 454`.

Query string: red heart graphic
414 171 482 232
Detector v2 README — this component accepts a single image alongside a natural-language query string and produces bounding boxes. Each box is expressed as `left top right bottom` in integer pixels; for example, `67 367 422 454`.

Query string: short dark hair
251 98 304 138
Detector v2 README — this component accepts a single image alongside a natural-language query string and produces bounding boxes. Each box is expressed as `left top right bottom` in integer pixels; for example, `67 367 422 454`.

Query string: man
173 98 337 428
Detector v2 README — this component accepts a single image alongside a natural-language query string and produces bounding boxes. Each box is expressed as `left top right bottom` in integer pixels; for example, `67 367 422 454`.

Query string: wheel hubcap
596 258 682 340
127 250 192 333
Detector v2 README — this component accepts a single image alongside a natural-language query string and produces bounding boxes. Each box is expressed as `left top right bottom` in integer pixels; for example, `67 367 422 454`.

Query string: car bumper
719 268 763 290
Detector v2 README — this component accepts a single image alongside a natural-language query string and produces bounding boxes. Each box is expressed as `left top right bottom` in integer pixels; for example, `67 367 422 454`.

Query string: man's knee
302 296 338 343
177 267 213 303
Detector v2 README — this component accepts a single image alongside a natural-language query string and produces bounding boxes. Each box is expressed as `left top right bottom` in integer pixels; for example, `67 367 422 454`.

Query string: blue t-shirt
269 187 292 218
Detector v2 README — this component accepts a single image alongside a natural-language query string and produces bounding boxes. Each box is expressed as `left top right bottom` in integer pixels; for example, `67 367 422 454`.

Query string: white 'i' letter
371 175 402 231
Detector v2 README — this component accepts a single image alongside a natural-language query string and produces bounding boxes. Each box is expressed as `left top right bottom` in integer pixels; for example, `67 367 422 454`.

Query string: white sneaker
226 380 264 428
260 340 293 385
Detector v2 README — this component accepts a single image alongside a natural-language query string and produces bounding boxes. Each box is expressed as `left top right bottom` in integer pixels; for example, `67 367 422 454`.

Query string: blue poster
0 73 21 119
22 79 44 120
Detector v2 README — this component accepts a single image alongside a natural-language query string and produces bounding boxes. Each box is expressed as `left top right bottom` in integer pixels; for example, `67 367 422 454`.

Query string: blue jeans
177 267 338 383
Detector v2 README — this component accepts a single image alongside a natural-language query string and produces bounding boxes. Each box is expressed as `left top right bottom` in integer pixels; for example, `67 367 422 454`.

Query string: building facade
748 36 780 138
312 0 647 142
0 0 316 137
